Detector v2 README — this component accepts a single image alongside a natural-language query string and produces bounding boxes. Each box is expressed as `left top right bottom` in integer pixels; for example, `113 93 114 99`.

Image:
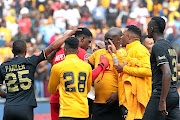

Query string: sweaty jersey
151 39 178 98
48 54 92 118
50 47 88 104
88 48 123 103
0 50 46 107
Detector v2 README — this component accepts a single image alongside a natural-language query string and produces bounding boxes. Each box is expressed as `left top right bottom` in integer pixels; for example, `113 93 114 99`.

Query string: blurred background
0 0 179 119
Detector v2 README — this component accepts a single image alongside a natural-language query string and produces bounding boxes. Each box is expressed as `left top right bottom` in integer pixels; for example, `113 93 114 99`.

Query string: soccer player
140 35 154 53
142 17 180 120
108 25 152 119
0 28 80 120
49 28 109 120
88 27 123 120
48 37 92 120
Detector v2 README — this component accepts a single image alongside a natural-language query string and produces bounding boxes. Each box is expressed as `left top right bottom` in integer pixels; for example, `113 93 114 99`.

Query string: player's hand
114 61 127 72
99 55 109 71
108 40 117 55
106 92 118 104
159 100 168 116
65 27 83 37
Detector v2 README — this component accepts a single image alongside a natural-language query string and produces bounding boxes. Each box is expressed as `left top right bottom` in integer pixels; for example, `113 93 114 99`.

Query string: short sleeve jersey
151 39 178 98
50 47 88 104
0 50 46 107
49 54 92 118
88 48 120 103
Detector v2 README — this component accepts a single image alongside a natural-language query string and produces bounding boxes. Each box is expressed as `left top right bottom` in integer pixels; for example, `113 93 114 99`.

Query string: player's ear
151 27 154 32
80 36 85 42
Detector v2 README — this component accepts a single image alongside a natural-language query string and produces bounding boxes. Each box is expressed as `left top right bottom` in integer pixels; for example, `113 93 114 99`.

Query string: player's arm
48 65 60 94
0 87 6 98
91 55 109 82
159 63 171 115
47 49 60 66
0 69 6 98
44 28 82 57
108 40 151 77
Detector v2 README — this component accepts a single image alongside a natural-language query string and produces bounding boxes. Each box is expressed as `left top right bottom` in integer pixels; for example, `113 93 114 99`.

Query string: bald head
104 27 122 50
106 27 122 37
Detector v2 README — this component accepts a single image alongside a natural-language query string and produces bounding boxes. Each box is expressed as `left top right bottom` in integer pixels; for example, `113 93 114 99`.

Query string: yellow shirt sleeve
87 65 92 93
123 48 152 77
48 64 60 94
88 51 96 65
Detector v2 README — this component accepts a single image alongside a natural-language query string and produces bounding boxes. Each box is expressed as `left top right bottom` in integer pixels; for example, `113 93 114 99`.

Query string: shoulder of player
92 49 106 55
77 58 91 67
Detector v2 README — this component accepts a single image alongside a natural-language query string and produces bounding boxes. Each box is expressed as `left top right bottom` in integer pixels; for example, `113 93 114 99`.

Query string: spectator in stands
49 28 61 45
0 19 11 43
106 1 120 28
18 7 32 37
66 4 81 29
12 27 28 42
53 3 67 33
92 1 106 30
35 60 49 98
80 0 91 28
116 6 129 28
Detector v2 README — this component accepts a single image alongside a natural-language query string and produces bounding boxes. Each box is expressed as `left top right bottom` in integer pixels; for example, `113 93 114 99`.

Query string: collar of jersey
65 54 78 59
126 41 140 51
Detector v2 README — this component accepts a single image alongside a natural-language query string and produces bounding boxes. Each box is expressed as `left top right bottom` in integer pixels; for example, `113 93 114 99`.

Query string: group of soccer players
0 16 180 120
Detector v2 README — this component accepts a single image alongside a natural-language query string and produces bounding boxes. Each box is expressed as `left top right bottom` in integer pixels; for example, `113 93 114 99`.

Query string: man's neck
153 33 164 43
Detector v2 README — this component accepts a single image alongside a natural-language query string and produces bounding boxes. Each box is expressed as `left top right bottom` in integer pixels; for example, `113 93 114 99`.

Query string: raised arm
44 28 82 57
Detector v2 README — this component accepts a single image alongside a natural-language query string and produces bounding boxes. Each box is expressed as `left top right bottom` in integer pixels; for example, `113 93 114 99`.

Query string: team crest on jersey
34 51 42 56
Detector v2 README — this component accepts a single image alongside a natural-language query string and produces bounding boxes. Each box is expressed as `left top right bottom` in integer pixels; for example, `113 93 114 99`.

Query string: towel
120 58 152 120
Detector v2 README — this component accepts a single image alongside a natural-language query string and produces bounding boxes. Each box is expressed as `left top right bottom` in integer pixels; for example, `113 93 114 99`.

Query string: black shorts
92 101 122 120
142 97 180 120
59 117 88 120
88 98 94 119
3 105 33 120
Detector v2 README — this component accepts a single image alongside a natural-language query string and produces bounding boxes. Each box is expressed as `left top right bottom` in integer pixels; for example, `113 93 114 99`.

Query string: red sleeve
77 47 88 62
53 48 65 65
92 65 103 82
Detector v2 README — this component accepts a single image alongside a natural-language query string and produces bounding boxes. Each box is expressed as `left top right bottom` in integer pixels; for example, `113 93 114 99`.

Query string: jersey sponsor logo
157 55 166 60
34 51 42 56
84 54 88 63
54 54 65 62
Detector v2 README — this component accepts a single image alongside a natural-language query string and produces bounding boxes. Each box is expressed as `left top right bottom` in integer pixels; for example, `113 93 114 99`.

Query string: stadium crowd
0 0 179 99
0 0 180 120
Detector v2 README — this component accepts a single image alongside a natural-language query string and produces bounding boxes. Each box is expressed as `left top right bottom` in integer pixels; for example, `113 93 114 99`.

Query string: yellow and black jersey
0 50 46 108
48 54 92 118
88 48 126 103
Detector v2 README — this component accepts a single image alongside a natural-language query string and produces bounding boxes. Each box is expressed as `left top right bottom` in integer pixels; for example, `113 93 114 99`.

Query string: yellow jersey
118 41 152 105
0 27 11 42
88 48 126 103
48 54 92 118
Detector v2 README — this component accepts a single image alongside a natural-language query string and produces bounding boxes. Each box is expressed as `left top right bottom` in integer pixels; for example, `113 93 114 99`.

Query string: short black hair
126 25 142 37
151 17 166 34
75 28 93 38
12 40 27 55
65 37 79 50
140 35 148 44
